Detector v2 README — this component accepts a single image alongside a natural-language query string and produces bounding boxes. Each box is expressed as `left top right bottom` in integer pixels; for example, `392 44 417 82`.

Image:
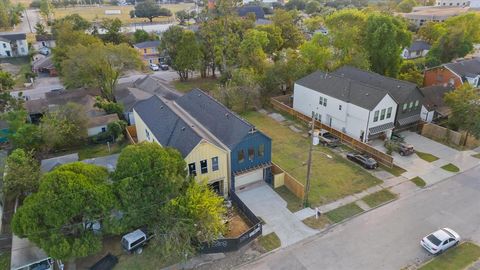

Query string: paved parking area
373 131 479 185
237 183 316 247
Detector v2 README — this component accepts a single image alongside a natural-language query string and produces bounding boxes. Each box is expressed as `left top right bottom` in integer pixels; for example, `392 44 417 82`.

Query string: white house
87 114 119 137
0 32 28 58
33 34 56 55
293 71 398 142
402 40 431 60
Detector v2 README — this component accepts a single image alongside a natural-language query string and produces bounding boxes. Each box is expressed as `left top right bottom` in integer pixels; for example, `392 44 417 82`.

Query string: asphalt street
239 164 480 270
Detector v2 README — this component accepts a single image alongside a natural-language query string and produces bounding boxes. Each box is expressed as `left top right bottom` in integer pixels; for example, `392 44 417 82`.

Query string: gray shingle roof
176 89 258 149
134 75 180 100
333 66 420 103
420 85 454 111
407 40 431 52
237 6 265 19
295 70 389 110
445 58 480 78
133 40 160 49
0 32 26 41
134 96 201 157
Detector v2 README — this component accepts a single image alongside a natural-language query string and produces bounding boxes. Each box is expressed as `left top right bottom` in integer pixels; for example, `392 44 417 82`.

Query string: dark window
380 109 386 120
200 160 208 174
258 144 265 157
145 129 150 140
130 236 146 249
323 98 327 107
101 127 106 132
212 157 219 171
339 105 342 110
386 107 392 118
238 150 245 163
373 111 379 122
248 147 254 161
188 163 196 176
143 48 147 53
319 96 323 105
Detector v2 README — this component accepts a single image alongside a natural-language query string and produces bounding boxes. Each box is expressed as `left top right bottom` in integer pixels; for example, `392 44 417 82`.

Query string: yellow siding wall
136 47 160 65
133 109 229 196
185 140 229 196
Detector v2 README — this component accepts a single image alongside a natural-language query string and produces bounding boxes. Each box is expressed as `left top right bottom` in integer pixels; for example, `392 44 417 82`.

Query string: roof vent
225 113 229 118
181 127 185 131
160 106 163 109
366 93 369 96
397 85 401 88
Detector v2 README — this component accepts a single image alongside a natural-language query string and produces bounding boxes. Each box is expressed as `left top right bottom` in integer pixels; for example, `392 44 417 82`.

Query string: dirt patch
0 63 21 75
75 236 123 269
224 207 252 238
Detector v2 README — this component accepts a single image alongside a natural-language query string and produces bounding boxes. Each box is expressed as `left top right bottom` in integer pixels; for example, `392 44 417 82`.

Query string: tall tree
255 24 283 55
214 68 261 113
100 18 125 45
164 29 202 81
272 9 304 49
363 13 411 76
397 60 423 86
130 0 172 23
112 142 187 231
34 22 48 36
39 0 53 21
61 43 142 101
12 163 116 260
239 29 269 73
299 33 333 73
0 71 14 91
395 0 418 12
444 84 480 143
3 149 40 199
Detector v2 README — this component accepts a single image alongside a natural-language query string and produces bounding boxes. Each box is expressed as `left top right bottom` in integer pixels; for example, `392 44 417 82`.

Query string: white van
121 229 148 254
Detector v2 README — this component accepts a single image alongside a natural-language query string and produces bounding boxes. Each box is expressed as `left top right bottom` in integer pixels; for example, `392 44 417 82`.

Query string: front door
6 51 11 57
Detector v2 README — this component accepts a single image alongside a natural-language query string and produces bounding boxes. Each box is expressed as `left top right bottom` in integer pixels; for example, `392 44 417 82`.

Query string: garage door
235 169 263 190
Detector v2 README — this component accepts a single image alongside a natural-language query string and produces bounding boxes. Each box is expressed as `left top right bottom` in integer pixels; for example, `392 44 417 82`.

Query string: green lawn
361 189 397 208
114 247 179 270
243 111 381 206
411 176 426 188
274 186 303 213
441 163 460 173
302 215 331 230
0 251 10 270
419 242 480 270
78 140 128 160
172 77 219 93
472 153 480 159
325 203 364 223
379 164 407 177
257 232 281 252
416 151 440 162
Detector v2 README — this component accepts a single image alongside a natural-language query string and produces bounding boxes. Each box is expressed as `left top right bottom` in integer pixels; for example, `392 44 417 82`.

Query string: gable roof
333 66 420 103
445 58 480 78
237 6 265 19
88 113 119 128
40 153 79 172
175 89 264 149
35 34 54 42
134 96 202 157
0 32 26 42
115 83 153 112
407 40 431 52
296 70 390 110
133 40 160 49
420 85 454 113
133 75 181 100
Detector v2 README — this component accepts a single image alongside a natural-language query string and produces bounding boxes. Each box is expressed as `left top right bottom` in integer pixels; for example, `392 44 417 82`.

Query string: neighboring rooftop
237 5 265 19
88 113 119 128
0 32 26 41
133 75 181 100
175 89 260 149
115 83 153 112
40 153 79 172
420 85 454 115
407 40 431 52
133 40 161 49
35 34 54 42
32 55 54 71
445 58 480 78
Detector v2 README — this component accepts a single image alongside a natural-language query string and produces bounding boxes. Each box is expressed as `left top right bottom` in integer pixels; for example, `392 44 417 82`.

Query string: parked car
346 152 378 169
149 63 159 71
384 140 415 156
89 253 118 270
421 228 460 255
318 130 340 147
159 62 169 70
391 133 405 142
38 47 50 55
121 229 153 254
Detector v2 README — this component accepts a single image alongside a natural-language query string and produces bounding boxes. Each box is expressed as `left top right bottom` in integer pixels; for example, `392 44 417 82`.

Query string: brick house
424 58 480 88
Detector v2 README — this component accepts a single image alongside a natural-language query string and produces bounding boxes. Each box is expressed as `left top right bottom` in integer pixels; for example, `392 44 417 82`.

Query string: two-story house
133 95 229 196
0 32 28 58
133 40 161 65
293 66 424 142
424 58 480 88
175 89 272 191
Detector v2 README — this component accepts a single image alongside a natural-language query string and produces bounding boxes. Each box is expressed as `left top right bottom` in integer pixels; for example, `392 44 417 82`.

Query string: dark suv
346 152 378 169
385 140 415 156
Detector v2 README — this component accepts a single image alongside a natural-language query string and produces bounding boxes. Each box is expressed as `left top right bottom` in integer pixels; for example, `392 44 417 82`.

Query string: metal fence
271 95 394 168
199 192 262 254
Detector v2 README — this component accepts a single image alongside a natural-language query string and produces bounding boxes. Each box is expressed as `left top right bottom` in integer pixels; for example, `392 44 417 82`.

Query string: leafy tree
2 109 27 133
52 14 92 35
299 33 333 72
397 60 423 85
10 124 43 152
285 0 306 10
106 120 126 140
0 71 14 91
40 102 88 150
303 16 324 33
130 0 172 23
305 1 321 14
176 10 192 25
12 163 115 260
214 68 261 113
272 9 304 49
155 180 226 258
396 0 417 12
444 84 480 143
417 22 447 44
426 29 473 67
39 0 53 21
61 43 142 101
3 149 40 199
34 22 48 36
94 96 124 117
364 13 411 76
170 30 202 81
255 24 283 55
100 18 126 45
132 29 157 43
112 142 187 230
239 29 269 72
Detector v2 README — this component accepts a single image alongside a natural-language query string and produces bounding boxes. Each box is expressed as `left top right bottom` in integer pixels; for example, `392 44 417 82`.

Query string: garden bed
224 206 252 238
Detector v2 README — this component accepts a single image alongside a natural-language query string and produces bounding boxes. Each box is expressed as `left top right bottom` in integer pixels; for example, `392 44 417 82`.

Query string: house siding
0 39 28 58
424 67 462 88
395 88 424 126
87 125 108 136
135 46 160 65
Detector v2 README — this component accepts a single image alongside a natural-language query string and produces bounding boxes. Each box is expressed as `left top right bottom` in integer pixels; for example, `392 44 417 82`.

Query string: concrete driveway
237 183 316 247
373 131 479 185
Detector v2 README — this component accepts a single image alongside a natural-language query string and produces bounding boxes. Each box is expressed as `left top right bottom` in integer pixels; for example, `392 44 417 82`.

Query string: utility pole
303 116 319 208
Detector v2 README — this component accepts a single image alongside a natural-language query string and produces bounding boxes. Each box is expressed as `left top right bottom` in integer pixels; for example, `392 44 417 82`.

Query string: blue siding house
176 89 272 191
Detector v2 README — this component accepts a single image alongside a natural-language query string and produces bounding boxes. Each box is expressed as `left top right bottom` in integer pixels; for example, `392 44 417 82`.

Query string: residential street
239 164 480 270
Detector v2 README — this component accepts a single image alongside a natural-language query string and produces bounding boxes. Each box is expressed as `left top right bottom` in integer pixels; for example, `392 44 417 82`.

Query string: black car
160 63 169 70
89 253 118 270
346 152 378 169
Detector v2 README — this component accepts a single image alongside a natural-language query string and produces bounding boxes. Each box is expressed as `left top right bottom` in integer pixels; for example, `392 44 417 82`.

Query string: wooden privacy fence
271 96 394 168
271 163 305 199
126 125 137 144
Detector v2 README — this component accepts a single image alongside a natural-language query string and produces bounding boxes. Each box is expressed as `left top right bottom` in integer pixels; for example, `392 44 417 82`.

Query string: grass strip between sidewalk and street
472 153 480 159
379 164 407 177
361 189 397 208
441 163 460 173
302 215 331 230
418 242 480 270
325 203 364 223
411 176 426 188
416 151 440 162
258 232 281 252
